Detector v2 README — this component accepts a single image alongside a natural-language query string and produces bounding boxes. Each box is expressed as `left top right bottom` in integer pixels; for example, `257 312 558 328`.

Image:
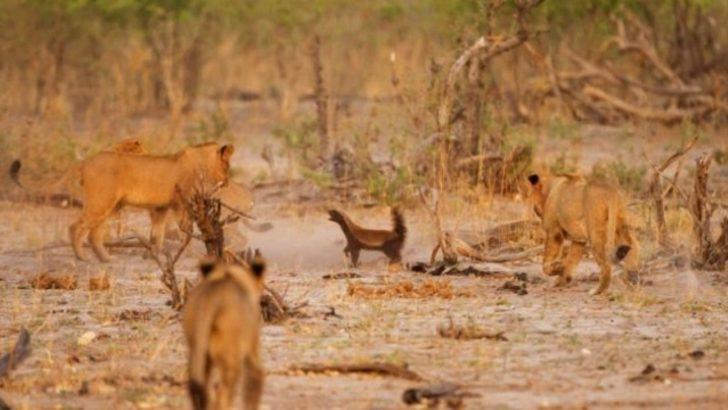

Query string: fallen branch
0 328 31 379
433 231 542 263
290 362 423 381
402 383 479 408
437 317 507 341
583 85 709 122
1 235 150 255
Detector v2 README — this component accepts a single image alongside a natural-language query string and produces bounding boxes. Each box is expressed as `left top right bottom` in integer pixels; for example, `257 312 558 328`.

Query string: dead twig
224 249 307 323
135 232 191 311
690 155 725 269
403 383 480 408
0 328 31 379
290 362 423 381
437 317 507 341
645 135 698 248
419 188 458 264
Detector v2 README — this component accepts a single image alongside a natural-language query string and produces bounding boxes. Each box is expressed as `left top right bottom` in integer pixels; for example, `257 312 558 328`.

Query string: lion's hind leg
589 241 612 295
243 355 264 410
69 219 90 261
77 192 120 262
543 229 566 286
617 223 641 285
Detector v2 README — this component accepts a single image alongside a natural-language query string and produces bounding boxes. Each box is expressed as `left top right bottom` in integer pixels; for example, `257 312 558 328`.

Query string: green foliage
713 149 728 166
592 158 646 192
365 166 417 205
547 118 580 142
187 110 231 146
273 117 319 167
549 153 578 175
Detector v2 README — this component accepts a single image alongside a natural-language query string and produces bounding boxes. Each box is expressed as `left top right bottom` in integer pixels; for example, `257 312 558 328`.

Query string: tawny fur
10 141 268 256
183 259 265 410
528 173 640 295
9 138 146 208
328 208 406 270
67 142 234 262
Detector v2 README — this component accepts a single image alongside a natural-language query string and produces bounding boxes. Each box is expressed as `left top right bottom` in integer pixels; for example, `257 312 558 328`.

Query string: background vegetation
0 0 726 200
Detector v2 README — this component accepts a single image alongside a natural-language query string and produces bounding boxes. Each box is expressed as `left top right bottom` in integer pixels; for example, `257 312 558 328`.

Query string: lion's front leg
555 241 584 287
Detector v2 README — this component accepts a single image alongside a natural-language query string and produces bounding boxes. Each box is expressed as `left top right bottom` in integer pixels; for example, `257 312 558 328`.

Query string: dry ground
0 198 727 409
0 106 727 409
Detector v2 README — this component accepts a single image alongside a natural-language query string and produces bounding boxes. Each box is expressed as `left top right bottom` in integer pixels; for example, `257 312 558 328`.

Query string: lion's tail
8 159 82 208
606 199 629 264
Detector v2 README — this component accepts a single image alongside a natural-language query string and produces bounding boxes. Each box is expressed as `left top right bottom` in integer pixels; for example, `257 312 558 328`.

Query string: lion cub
528 173 639 295
183 257 265 410
328 207 406 271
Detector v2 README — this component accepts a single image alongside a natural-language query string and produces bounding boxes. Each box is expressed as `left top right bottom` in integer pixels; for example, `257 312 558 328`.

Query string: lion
527 173 639 295
183 257 265 410
70 142 234 262
12 140 273 258
9 138 147 207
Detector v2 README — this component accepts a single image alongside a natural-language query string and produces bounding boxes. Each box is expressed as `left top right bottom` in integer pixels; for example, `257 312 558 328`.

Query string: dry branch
438 0 544 128
225 248 308 323
608 14 684 86
419 188 458 264
431 229 542 264
402 383 479 408
135 233 191 310
646 135 698 248
546 10 727 124
310 35 329 158
437 317 507 341
290 362 423 381
690 154 725 269
0 328 31 379
582 85 708 122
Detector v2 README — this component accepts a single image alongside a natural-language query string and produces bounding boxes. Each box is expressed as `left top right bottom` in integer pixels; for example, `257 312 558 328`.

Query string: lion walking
528 173 640 295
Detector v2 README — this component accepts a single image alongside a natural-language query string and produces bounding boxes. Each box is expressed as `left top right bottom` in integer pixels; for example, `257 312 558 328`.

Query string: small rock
77 331 97 346
688 350 705 360
78 381 90 396
407 262 430 273
501 280 527 295
641 364 656 375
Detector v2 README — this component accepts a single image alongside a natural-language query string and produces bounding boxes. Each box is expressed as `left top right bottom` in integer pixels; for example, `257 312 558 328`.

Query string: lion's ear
249 257 266 280
199 258 217 277
219 145 235 162
527 174 540 186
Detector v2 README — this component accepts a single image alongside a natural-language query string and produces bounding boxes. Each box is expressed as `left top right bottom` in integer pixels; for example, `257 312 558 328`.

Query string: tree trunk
311 35 329 159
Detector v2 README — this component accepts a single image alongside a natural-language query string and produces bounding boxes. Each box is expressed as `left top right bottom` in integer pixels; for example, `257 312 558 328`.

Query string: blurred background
0 0 726 206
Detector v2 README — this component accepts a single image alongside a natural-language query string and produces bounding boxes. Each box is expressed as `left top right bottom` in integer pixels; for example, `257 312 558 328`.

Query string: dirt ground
0 198 727 409
1 113 727 409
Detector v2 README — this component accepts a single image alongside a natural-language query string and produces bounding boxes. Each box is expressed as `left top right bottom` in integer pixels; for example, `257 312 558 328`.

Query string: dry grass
347 279 472 300
88 273 111 291
29 272 78 290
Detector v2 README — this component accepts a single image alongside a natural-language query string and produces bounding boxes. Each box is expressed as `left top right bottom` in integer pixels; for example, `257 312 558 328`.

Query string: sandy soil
0 109 727 409
0 196 727 410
